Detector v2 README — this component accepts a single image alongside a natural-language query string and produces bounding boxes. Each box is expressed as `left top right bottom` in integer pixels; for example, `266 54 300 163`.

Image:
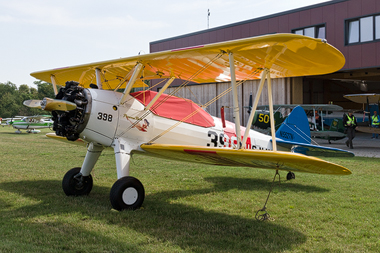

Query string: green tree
0 81 54 118
0 81 17 95
35 80 55 99
0 92 20 118
0 82 18 118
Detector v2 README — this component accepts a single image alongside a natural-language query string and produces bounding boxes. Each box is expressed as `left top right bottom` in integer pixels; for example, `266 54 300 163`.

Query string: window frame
345 13 380 45
291 23 326 39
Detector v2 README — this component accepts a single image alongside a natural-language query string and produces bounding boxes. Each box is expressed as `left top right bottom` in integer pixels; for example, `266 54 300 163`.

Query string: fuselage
73 88 281 152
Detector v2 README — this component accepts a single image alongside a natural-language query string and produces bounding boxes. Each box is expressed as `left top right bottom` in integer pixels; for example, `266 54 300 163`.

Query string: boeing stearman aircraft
24 34 352 216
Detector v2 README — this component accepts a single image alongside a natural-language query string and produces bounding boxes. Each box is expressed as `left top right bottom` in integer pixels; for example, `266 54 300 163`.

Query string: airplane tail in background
274 105 354 157
275 106 311 144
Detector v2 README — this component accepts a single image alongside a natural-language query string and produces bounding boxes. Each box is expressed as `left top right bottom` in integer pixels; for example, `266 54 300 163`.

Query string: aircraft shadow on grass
0 178 332 252
204 176 329 193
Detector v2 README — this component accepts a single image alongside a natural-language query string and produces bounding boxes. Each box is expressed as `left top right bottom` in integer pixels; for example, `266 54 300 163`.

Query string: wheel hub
122 187 138 205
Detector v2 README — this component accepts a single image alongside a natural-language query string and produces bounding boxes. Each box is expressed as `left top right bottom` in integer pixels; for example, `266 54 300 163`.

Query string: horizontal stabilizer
140 144 351 175
276 140 354 157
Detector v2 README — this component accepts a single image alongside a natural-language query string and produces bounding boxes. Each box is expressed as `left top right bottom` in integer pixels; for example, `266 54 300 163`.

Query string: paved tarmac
312 132 380 158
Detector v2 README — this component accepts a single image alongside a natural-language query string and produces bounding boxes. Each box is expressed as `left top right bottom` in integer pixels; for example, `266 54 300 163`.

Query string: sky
0 0 330 88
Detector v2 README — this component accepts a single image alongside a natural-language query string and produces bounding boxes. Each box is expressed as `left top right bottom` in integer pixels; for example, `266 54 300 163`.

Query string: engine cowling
52 81 91 141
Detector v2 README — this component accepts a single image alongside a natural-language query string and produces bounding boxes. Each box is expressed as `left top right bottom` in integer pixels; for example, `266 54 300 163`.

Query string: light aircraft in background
344 93 380 134
250 104 346 144
24 34 352 216
7 115 53 133
304 104 346 143
1 117 23 126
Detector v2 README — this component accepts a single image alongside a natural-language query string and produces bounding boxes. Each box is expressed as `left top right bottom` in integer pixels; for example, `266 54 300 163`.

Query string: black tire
62 167 93 196
286 171 295 180
110 176 145 211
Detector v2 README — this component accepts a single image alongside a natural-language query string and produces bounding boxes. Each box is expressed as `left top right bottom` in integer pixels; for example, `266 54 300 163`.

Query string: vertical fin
275 106 311 144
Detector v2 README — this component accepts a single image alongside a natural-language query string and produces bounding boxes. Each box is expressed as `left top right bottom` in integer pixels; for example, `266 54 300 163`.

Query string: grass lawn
0 126 379 252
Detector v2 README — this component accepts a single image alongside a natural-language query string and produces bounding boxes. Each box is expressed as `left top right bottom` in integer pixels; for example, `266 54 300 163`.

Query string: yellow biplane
25 34 352 218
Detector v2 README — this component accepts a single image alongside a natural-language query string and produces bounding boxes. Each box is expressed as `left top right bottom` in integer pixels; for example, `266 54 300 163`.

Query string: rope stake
255 169 280 221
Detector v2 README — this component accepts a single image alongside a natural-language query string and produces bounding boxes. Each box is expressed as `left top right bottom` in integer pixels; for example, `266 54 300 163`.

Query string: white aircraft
1 117 23 126
1 117 8 126
25 34 352 214
6 115 53 133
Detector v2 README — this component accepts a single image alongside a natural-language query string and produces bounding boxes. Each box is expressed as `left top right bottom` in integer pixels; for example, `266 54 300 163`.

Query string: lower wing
140 144 351 175
46 133 87 146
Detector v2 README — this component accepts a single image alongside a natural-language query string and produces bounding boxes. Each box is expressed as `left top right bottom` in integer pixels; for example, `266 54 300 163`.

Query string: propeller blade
23 98 77 111
23 100 42 109
41 98 77 111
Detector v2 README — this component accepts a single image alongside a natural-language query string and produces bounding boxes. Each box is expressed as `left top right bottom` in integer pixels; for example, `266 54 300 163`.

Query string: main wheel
62 167 93 196
110 176 145 211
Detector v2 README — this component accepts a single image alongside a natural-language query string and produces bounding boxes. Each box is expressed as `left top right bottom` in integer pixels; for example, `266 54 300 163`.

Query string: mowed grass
0 126 379 253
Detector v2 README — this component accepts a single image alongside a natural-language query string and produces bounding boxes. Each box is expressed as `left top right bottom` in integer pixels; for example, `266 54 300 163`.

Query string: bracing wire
116 52 225 138
148 67 263 143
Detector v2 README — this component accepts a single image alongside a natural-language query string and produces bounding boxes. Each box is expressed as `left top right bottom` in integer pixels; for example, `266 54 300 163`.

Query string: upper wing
22 115 52 120
257 104 343 111
299 104 343 111
344 94 380 104
31 34 345 90
139 144 351 175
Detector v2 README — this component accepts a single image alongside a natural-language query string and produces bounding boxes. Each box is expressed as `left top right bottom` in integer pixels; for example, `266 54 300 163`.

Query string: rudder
275 106 311 144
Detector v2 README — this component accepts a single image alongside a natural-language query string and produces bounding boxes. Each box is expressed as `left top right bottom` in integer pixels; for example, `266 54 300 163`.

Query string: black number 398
97 112 113 122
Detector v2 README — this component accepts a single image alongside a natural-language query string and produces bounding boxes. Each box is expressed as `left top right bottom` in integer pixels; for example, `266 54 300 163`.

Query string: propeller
23 98 77 111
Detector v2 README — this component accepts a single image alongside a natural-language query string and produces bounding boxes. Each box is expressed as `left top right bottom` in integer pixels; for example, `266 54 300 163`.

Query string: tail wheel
62 167 93 196
286 171 295 180
110 176 145 211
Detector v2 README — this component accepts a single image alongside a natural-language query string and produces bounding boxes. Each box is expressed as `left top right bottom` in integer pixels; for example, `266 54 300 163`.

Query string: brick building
149 0 380 122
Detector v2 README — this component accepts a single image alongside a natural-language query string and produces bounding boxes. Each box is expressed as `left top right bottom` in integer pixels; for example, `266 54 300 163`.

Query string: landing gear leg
109 138 145 210
62 142 103 196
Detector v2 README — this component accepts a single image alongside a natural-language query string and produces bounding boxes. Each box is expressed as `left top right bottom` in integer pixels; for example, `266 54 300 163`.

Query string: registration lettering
279 131 293 140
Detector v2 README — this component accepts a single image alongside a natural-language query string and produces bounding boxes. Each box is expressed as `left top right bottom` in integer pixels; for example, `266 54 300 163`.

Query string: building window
375 16 380 39
346 14 380 44
292 25 326 39
348 20 359 43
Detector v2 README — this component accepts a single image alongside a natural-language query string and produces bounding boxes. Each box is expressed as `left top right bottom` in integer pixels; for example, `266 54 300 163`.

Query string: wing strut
228 52 242 149
119 63 143 105
95 68 103 90
242 70 266 147
50 75 58 95
144 77 175 111
242 68 277 151
267 69 277 151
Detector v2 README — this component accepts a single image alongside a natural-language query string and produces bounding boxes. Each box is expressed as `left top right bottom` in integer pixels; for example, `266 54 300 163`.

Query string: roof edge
150 0 348 45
